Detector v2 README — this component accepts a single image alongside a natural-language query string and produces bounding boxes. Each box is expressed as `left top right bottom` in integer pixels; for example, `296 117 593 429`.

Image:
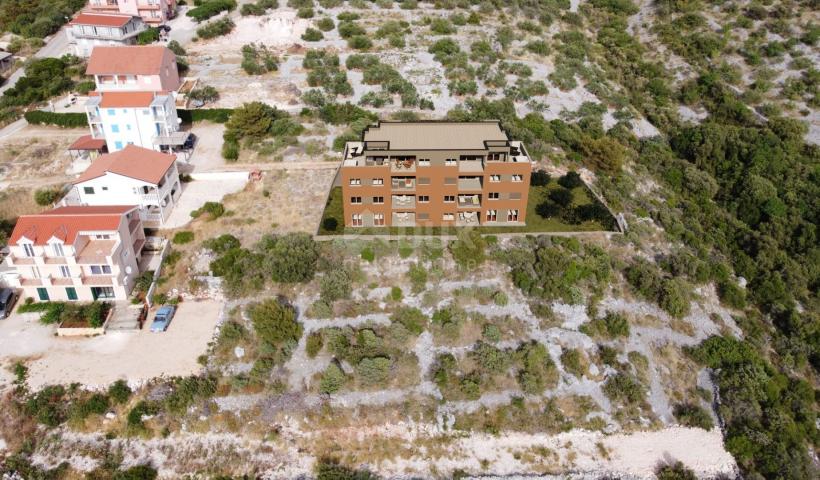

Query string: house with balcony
67 13 148 57
86 45 181 92
340 121 532 228
86 0 177 25
84 90 183 152
2 206 146 302
68 145 181 227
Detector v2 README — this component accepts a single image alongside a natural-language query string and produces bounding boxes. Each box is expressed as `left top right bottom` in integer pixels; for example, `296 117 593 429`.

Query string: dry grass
0 186 44 221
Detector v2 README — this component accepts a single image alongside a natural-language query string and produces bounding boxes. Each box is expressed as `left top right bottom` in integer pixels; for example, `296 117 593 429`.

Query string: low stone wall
56 307 113 337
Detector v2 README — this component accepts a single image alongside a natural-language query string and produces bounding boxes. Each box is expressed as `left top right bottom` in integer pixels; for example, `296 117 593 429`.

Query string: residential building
0 51 13 73
69 145 181 227
2 206 146 302
86 45 181 92
86 0 177 25
67 13 148 57
84 90 183 152
340 121 532 228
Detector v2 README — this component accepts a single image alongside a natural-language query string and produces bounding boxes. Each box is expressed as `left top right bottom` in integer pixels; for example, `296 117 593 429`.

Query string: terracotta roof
69 135 107 151
86 46 174 75
9 206 136 246
96 91 158 108
69 13 135 28
75 145 177 185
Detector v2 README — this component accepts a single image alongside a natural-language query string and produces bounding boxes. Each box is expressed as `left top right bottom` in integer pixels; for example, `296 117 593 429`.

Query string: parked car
183 133 196 150
0 288 18 319
149 305 176 332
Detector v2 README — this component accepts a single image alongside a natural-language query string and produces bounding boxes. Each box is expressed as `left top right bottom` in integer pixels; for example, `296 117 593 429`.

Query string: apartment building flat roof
88 91 168 108
74 145 177 185
86 45 174 75
9 206 136 245
361 121 509 150
70 13 136 28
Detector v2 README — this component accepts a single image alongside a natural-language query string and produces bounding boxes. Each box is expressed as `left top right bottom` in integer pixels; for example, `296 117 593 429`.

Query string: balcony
51 277 77 286
392 212 416 227
82 275 114 286
76 239 116 264
392 195 415 209
44 256 70 265
9 255 35 265
458 177 483 191
456 211 480 226
458 160 484 173
133 237 146 254
390 157 416 173
391 177 415 190
21 278 44 287
458 195 482 209
128 217 142 233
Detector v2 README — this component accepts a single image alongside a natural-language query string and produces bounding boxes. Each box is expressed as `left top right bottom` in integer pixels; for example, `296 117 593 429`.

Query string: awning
152 131 189 146
68 135 107 151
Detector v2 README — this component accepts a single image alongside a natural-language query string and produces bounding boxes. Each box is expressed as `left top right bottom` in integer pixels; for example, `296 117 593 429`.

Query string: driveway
161 173 248 229
0 299 223 391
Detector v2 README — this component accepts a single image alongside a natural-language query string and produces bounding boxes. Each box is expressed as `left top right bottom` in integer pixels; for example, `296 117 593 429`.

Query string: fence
144 237 170 308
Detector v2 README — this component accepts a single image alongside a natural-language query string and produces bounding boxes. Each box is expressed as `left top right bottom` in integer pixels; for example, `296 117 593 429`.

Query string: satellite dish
125 266 133 275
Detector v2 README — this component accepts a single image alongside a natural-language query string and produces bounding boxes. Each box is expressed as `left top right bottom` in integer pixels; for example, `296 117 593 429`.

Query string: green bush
178 108 233 124
167 40 187 56
302 27 323 41
188 85 220 105
356 357 391 386
407 262 427 293
581 311 630 338
390 307 426 335
187 0 236 22
172 231 194 244
196 17 235 38
113 465 158 480
190 201 225 220
655 462 697 480
24 111 87 128
560 348 585 377
348 35 373 50
316 17 334 31
306 332 323 358
673 402 714 430
389 286 403 302
136 27 160 45
320 268 353 302
558 171 583 189
202 234 240 253
319 363 345 393
221 139 239 160
241 43 279 75
603 372 643 404
34 187 61 206
108 379 132 404
360 246 375 262
127 400 158 428
449 230 486 270
248 299 302 349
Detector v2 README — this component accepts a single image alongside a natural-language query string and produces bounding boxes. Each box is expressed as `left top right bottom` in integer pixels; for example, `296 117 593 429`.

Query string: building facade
68 13 147 57
85 91 182 152
86 0 177 25
2 206 146 302
86 45 181 93
340 121 532 228
69 145 181 227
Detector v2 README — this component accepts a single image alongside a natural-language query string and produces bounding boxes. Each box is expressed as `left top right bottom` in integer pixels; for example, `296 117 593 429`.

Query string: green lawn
317 179 617 236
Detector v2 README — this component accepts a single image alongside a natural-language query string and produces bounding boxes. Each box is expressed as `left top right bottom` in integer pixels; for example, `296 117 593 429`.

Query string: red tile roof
95 91 158 108
9 206 136 246
86 46 174 75
69 13 136 28
69 135 107 151
74 145 177 185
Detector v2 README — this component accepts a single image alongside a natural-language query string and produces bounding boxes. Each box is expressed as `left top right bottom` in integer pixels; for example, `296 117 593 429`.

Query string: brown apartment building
340 121 532 228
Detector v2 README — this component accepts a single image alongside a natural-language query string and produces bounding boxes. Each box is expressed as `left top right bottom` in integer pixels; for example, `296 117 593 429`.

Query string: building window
488 153 505 161
486 210 497 222
444 177 456 185
23 243 35 257
509 192 522 200
508 209 519 221
444 195 455 203
349 178 361 186
36 288 49 301
107 109 115 115
111 124 120 133
512 174 523 182
350 196 362 204
443 213 455 221
445 158 456 166
84 187 95 195
102 186 108 191
418 177 430 185
92 287 115 299
374 213 385 226
419 195 430 203
418 213 430 220
352 214 363 226
419 158 430 166
372 178 384 186
490 174 501 182
90 265 112 275
373 196 384 204
59 265 70 278
66 287 78 301
114 141 123 150
95 234 111 240
52 243 64 257
488 192 499 200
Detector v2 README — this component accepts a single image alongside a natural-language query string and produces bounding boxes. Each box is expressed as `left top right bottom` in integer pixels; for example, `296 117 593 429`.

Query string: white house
68 12 148 57
2 205 145 302
86 45 181 93
70 145 181 227
85 90 184 152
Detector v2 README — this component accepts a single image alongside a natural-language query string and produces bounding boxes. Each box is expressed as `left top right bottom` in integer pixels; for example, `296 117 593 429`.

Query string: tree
188 85 219 105
247 299 302 348
548 187 573 207
319 363 345 393
34 187 61 206
224 101 289 142
257 233 319 283
558 171 583 189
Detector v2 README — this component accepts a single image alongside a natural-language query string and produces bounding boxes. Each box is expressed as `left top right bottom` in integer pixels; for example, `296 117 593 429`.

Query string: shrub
655 462 697 480
248 299 302 348
222 139 239 160
581 311 630 338
659 278 691 318
172 231 194 244
558 171 583 189
356 357 391 386
348 35 372 50
113 465 158 480
449 230 486 270
127 400 158 428
320 268 352 302
302 27 323 41
360 246 375 262
603 372 643 404
202 234 240 253
24 111 87 128
429 18 455 35
306 332 323 358
560 348 585 377
517 341 557 394
108 379 132 404
390 307 426 335
257 232 319 283
407 262 427 293
338 21 365 38
673 402 714 430
34 187 61 206
196 17 235 39
187 0 237 22
188 85 220 105
389 286 403 302
137 27 160 45
531 169 550 186
482 323 501 342
167 40 187 55
241 44 279 75
319 363 345 393
72 393 110 420
316 17 334 31
190 201 225 220
493 291 508 306
549 187 573 207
